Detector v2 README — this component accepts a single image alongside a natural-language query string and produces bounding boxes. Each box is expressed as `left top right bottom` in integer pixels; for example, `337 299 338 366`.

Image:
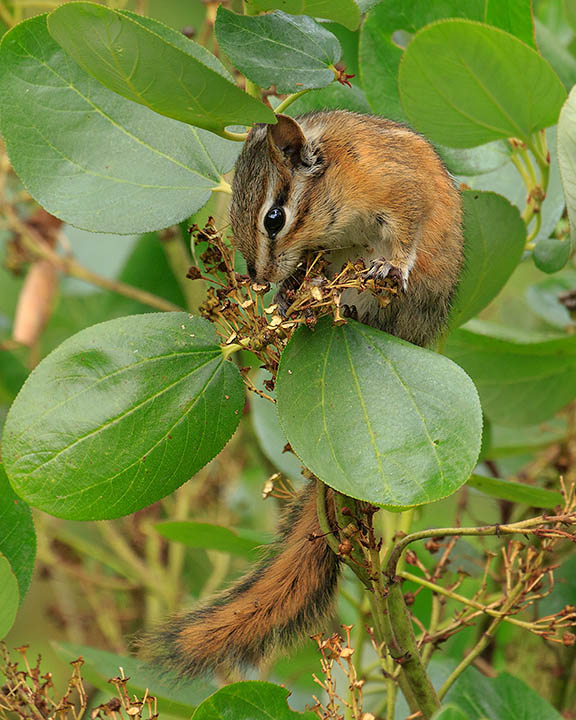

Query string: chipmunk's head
230 114 337 284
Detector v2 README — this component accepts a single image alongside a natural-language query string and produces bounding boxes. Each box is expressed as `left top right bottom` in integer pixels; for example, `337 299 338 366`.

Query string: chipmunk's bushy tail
146 480 340 678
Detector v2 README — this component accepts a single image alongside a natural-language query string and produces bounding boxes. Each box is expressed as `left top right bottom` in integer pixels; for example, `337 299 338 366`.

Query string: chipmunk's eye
264 207 285 238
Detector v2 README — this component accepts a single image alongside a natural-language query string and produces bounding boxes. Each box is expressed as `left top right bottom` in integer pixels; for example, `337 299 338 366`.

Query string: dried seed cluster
187 219 399 382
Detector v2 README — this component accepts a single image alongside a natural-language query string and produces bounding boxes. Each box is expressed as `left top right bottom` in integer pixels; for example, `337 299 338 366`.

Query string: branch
385 513 576 580
386 580 441 718
400 570 545 633
6 205 184 313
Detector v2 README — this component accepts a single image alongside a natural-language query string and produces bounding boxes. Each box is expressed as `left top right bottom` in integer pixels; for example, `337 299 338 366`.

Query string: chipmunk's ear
267 114 306 168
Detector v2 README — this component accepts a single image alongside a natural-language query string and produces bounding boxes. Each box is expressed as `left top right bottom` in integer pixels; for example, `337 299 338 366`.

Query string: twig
385 513 576 581
400 571 547 633
438 581 525 699
6 205 183 313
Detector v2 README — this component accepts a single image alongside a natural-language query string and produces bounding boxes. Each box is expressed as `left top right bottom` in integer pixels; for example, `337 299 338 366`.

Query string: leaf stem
216 128 249 142
275 89 313 114
211 177 233 194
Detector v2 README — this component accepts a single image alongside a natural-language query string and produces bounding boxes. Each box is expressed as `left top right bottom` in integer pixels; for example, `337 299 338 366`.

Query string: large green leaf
246 0 361 31
359 1 484 122
558 86 576 259
192 681 316 720
399 20 566 147
216 9 340 93
276 319 482 508
47 4 275 132
446 328 576 426
485 0 535 46
0 553 19 639
0 465 35 602
467 474 563 508
2 313 244 520
445 668 562 720
0 15 241 234
449 192 526 328
54 642 214 717
155 521 268 558
536 19 576 90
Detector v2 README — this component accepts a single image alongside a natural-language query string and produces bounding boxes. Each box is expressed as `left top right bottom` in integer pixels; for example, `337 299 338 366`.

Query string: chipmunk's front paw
364 258 408 292
274 286 292 318
341 304 358 320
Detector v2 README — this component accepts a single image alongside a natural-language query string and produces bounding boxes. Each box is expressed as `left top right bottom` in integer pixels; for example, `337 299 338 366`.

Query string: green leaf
53 641 214 717
485 0 535 46
399 20 566 147
535 19 576 90
246 0 361 31
103 233 188 315
437 141 511 177
557 86 576 262
565 0 576 32
0 15 241 234
286 83 371 115
276 319 482 508
2 313 244 520
359 1 485 122
155 521 268 558
526 270 576 330
449 192 526 328
489 420 568 458
0 553 19 639
467 474 563 508
445 668 562 720
47 4 275 132
216 9 340 94
321 20 359 79
445 328 576 426
0 465 35 602
192 681 317 720
533 236 572 273
0 348 28 400
432 706 469 720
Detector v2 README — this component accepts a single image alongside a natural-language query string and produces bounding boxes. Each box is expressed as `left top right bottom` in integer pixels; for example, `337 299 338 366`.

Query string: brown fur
147 481 339 678
231 110 464 347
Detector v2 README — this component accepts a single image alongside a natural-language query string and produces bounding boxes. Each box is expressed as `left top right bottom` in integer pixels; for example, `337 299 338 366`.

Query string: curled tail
147 480 340 678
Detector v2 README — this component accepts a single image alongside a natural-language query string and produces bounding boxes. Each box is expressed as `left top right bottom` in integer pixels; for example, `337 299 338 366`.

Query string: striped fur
146 481 339 678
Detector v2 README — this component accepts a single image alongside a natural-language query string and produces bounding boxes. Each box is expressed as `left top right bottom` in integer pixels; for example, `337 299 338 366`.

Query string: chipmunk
149 111 464 679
